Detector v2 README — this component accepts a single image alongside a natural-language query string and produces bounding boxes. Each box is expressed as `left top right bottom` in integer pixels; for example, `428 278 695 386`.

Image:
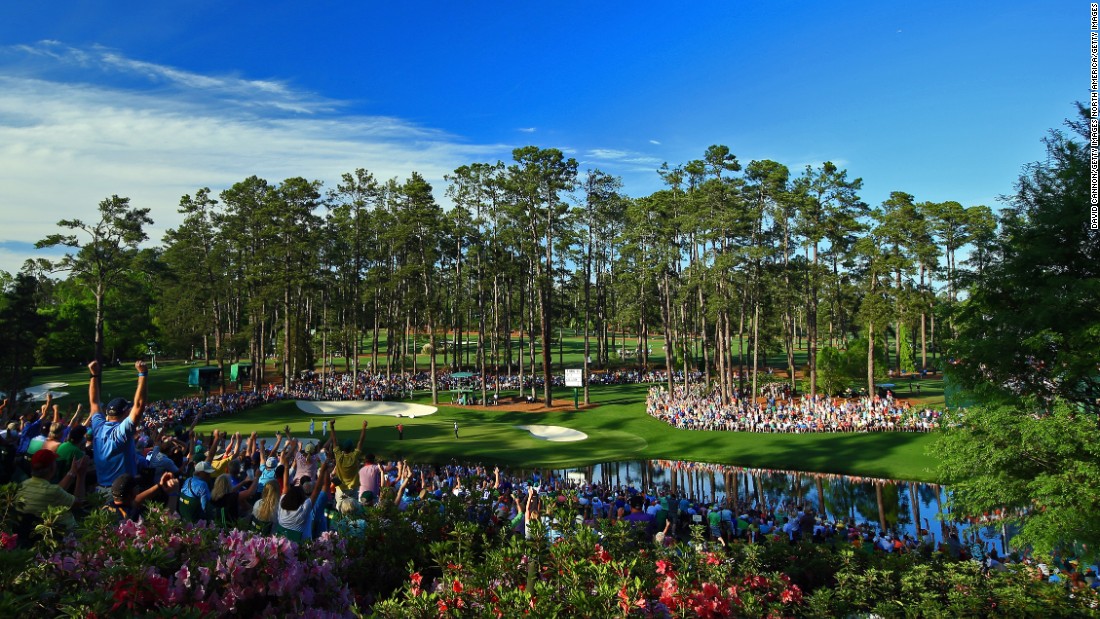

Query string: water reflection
551 460 1006 552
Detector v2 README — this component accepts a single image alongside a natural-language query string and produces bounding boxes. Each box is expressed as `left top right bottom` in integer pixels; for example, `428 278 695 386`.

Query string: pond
543 460 1009 553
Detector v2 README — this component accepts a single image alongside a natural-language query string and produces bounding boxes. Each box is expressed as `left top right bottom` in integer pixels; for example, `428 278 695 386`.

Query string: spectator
180 461 216 521
15 449 88 531
332 419 368 501
277 442 332 539
88 359 148 488
359 453 382 505
251 481 281 531
107 471 178 522
55 426 88 477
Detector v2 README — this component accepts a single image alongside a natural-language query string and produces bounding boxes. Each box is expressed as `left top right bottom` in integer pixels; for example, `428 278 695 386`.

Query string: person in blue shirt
182 461 215 514
16 390 56 456
88 359 148 489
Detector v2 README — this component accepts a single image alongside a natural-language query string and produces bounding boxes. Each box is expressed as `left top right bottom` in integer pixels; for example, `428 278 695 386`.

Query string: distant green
30 360 940 482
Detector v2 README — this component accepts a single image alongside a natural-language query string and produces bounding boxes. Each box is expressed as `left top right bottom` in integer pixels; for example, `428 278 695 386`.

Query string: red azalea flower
780 585 803 604
410 571 423 586
437 600 449 613
452 579 463 594
656 559 672 575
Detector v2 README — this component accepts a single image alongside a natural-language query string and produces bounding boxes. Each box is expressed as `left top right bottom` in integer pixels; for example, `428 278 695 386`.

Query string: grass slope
192 384 939 482
29 361 941 482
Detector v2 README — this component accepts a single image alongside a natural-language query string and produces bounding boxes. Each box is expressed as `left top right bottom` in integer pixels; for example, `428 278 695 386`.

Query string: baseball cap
194 461 215 475
304 442 317 454
265 456 278 469
106 397 131 416
31 449 58 469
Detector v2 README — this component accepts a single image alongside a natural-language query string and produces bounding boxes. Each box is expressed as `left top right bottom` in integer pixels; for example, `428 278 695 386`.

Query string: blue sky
0 1 1083 274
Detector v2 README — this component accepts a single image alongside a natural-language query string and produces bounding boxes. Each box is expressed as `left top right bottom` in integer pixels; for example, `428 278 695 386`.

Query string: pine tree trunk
752 300 761 402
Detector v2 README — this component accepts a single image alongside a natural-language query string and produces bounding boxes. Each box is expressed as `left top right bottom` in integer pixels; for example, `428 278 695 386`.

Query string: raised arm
419 470 430 499
240 465 260 502
356 419 368 453
88 360 102 415
206 430 224 464
280 443 295 496
129 360 148 425
393 462 412 506
525 486 537 525
310 460 332 504
188 409 203 432
135 472 175 507
324 421 337 451
67 404 82 428
226 432 241 457
184 430 196 463
267 433 285 458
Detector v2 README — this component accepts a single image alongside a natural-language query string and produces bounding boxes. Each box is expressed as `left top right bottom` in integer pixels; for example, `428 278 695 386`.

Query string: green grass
29 357 943 483
191 383 940 483
31 360 202 404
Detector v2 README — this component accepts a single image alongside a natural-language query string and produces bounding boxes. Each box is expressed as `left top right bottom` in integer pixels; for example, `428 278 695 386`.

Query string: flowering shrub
10 505 354 617
2 486 1098 617
371 519 807 618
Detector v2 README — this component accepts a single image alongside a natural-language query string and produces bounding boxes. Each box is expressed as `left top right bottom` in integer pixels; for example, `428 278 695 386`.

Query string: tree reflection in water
548 459 997 550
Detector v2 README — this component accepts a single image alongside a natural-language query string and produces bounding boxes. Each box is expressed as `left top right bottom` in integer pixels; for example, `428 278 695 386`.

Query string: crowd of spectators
285 368 705 403
646 385 941 433
1 362 1095 599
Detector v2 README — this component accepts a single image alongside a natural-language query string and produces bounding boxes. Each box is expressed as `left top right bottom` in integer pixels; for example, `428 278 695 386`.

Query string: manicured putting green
193 383 939 482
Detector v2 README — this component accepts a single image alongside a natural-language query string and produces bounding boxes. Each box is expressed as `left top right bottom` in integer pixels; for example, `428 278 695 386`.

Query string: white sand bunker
515 425 588 442
296 400 438 418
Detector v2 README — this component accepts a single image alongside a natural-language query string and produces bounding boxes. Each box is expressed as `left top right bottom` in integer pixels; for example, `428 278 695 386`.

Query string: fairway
26 361 941 482
193 383 940 482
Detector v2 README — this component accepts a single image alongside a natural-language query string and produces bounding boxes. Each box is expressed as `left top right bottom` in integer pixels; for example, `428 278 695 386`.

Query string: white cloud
8 40 340 115
649 139 661 145
518 127 537 133
584 148 663 170
0 44 511 274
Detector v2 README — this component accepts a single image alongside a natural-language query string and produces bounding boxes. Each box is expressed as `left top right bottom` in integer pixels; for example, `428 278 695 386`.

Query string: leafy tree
507 147 578 406
952 105 1100 413
160 189 230 367
937 105 1100 561
328 168 382 376
794 163 864 397
934 399 1100 562
35 281 94 366
36 195 153 364
815 346 849 396
0 271 47 399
